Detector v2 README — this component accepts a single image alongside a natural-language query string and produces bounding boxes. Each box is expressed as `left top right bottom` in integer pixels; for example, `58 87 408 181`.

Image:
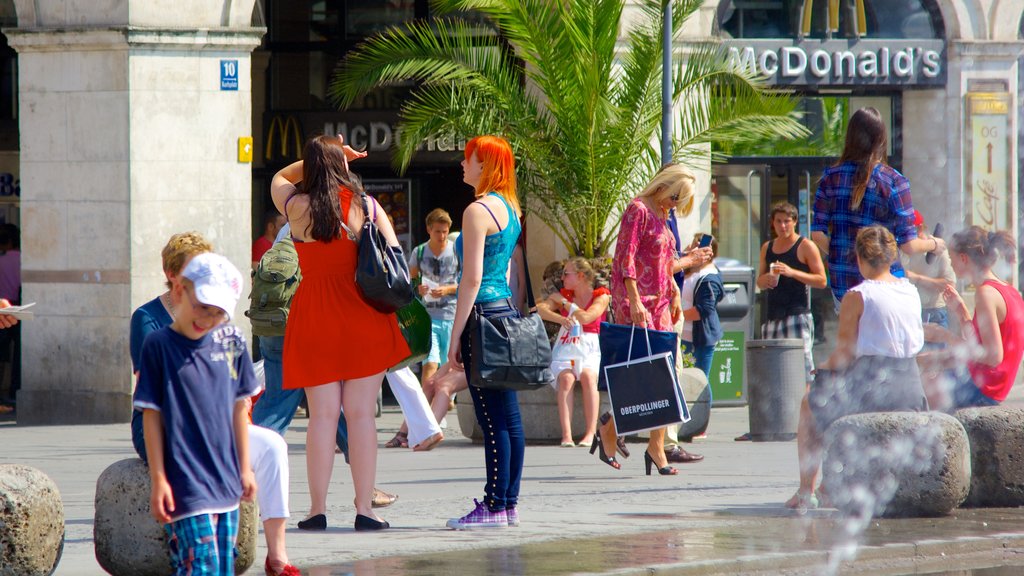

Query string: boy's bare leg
343 372 386 521
304 382 342 518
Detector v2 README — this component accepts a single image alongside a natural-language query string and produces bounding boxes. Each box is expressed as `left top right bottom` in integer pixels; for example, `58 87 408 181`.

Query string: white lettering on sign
727 44 944 84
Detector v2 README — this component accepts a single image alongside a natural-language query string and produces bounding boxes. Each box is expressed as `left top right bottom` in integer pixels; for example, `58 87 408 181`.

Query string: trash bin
746 338 805 441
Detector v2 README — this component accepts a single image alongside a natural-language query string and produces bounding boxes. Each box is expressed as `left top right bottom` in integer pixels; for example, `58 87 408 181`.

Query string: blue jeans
922 307 949 328
682 340 716 381
463 299 525 512
252 335 349 458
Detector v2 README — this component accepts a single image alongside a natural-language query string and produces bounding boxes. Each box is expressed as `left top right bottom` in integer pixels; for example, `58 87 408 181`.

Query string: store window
719 0 943 40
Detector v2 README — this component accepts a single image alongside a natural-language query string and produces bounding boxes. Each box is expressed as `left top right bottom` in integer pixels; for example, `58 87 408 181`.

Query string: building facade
0 1 1020 423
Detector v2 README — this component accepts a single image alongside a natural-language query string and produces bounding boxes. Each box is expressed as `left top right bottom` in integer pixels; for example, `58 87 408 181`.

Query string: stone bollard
676 368 711 440
0 464 65 576
94 458 257 575
821 412 970 518
955 406 1024 507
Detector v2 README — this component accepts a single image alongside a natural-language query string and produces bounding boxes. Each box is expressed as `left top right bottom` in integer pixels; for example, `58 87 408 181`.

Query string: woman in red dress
271 135 408 532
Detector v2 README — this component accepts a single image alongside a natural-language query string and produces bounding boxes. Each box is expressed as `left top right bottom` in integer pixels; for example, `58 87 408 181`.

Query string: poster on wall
363 179 412 252
964 92 1013 235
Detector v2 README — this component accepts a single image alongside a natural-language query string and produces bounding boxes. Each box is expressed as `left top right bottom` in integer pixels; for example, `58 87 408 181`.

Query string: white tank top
849 278 923 358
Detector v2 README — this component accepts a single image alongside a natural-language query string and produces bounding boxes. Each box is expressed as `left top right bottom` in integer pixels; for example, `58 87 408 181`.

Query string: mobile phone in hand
698 234 713 248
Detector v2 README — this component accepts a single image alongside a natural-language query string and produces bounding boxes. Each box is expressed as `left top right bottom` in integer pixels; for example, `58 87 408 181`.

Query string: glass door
711 163 767 268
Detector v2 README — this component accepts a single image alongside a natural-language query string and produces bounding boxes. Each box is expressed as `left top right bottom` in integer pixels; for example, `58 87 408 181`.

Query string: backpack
245 237 301 336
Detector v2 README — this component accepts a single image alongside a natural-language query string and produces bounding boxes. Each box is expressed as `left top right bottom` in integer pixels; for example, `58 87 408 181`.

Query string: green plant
331 0 808 257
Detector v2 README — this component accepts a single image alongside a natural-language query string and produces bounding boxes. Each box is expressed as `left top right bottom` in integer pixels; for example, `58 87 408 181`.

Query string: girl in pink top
922 226 1024 409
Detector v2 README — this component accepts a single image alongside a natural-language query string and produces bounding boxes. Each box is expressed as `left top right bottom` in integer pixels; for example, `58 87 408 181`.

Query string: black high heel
644 450 678 476
598 412 630 459
589 436 620 470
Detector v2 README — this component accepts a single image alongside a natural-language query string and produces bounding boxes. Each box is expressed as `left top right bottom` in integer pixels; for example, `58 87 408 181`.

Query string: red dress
283 188 410 388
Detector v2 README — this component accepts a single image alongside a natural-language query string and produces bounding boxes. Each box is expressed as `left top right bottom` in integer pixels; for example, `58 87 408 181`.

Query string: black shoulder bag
468 234 554 391
342 191 415 313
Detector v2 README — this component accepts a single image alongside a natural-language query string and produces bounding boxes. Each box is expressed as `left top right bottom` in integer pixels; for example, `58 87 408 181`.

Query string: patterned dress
611 198 676 331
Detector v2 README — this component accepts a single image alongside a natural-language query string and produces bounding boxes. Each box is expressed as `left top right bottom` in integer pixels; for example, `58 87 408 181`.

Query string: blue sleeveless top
455 192 521 304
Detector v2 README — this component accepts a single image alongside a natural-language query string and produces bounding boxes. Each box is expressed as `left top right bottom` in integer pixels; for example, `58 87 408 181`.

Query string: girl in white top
786 225 926 511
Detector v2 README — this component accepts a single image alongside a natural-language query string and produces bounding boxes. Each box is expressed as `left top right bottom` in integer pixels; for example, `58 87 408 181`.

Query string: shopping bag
389 298 432 372
603 326 690 436
598 322 678 391
550 322 586 364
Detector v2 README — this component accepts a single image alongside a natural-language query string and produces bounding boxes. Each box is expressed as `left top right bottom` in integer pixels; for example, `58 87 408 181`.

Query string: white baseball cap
181 253 243 320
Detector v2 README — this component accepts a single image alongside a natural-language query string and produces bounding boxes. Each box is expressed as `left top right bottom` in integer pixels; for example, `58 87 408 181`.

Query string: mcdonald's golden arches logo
265 115 303 161
800 0 866 38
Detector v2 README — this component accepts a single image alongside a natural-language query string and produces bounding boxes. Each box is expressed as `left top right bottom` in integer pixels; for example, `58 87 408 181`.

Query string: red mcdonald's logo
265 115 303 161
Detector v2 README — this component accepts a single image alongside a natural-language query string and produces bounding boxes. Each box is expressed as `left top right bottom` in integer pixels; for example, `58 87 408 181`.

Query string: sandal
784 490 819 512
384 432 408 449
413 431 444 452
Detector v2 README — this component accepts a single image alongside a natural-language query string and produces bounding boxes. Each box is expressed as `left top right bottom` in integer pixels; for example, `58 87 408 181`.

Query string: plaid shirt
811 162 917 301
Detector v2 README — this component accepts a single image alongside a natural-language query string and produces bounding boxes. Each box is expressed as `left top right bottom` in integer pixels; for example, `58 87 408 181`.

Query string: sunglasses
669 193 680 202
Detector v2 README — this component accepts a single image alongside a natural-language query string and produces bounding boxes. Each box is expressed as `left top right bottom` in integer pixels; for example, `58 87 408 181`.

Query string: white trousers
249 424 289 521
385 367 442 447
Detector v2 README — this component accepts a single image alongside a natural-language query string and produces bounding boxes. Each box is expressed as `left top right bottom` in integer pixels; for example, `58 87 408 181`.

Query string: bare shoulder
798 235 822 258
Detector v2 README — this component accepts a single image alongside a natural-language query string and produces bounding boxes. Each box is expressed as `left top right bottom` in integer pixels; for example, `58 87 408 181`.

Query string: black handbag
343 191 415 313
468 235 554 391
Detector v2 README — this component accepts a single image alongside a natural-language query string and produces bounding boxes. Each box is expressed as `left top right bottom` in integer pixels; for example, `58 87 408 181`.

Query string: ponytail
951 226 1016 269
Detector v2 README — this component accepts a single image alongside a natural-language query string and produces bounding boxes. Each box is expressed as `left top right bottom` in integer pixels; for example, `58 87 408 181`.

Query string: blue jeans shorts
950 371 999 409
427 318 454 365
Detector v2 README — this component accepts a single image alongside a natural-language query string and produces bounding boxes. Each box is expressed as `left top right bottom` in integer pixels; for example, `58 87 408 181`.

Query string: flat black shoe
354 514 390 531
297 514 327 531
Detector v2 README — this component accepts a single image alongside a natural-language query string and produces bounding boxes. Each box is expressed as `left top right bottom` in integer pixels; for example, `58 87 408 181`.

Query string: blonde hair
855 225 897 269
425 208 452 228
161 232 213 289
640 164 697 216
565 257 596 285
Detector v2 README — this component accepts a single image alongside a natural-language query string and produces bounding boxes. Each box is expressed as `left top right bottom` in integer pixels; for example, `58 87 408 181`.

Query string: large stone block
955 406 1024 507
821 411 970 518
0 464 65 576
458 385 605 443
94 458 256 576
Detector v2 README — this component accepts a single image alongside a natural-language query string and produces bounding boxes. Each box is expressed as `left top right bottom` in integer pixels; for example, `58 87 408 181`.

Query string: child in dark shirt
134 252 258 575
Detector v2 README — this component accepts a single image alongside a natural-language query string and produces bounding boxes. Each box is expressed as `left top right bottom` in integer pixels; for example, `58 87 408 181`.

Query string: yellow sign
964 92 1013 233
801 0 867 36
238 137 253 163
265 116 303 161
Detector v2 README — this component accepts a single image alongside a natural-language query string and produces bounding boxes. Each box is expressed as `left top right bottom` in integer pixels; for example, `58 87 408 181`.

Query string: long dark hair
300 135 364 242
838 107 888 210
951 226 1016 270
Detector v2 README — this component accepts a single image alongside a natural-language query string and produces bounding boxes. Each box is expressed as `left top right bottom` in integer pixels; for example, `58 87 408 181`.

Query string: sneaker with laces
446 499 508 529
506 506 519 527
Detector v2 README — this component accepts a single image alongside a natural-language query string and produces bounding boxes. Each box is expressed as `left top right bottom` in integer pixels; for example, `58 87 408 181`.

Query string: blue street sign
220 60 238 91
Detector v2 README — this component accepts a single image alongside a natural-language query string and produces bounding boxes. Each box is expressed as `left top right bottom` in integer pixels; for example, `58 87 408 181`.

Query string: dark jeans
462 299 525 512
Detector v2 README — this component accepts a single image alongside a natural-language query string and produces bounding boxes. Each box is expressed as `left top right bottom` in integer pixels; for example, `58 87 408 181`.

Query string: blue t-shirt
409 240 460 320
130 296 173 372
455 193 521 304
134 324 259 522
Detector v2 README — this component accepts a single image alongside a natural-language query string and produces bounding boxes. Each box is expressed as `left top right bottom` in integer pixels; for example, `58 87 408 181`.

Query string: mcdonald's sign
265 115 303 161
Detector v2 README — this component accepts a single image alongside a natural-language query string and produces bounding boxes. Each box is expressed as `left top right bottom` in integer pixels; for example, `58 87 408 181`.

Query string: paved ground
3 385 1024 575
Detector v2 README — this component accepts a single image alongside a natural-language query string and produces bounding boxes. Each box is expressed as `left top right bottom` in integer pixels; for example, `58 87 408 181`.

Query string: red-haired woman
270 135 408 532
442 135 525 529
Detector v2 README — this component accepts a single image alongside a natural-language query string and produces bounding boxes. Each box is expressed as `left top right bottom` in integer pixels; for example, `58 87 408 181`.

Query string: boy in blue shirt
135 252 259 575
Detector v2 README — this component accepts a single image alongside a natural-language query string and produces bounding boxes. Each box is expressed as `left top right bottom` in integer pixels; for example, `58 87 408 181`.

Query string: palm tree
330 0 807 258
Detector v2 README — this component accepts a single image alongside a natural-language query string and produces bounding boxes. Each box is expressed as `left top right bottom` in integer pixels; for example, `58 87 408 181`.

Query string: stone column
5 1 263 424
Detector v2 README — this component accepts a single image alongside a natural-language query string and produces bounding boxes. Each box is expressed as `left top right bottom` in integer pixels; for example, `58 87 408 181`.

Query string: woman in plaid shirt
810 107 945 309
